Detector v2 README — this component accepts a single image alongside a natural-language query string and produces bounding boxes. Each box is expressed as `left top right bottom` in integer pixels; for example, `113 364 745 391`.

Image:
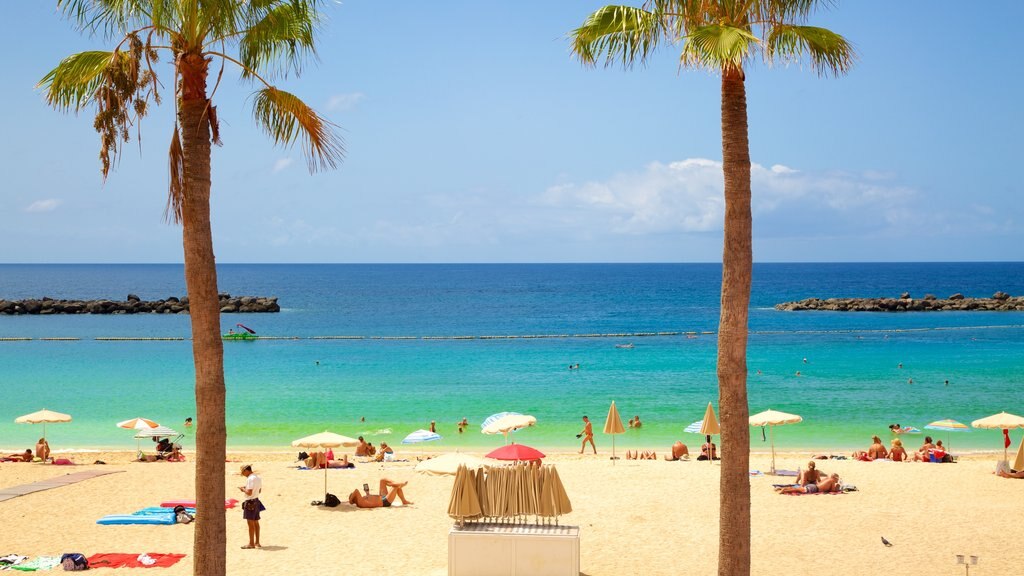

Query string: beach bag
61 553 89 571
173 505 194 524
324 493 341 507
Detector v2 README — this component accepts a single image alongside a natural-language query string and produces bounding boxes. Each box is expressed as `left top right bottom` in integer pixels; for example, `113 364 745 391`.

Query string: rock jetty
0 293 280 315
775 292 1024 312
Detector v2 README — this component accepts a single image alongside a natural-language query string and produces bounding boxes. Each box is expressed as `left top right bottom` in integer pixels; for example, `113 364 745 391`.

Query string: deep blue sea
1 263 1022 454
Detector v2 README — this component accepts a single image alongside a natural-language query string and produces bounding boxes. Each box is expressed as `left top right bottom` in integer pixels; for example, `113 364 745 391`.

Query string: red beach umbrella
485 444 545 462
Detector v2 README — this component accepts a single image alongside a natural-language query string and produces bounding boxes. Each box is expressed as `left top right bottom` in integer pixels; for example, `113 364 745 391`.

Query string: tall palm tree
39 2 343 574
570 2 853 574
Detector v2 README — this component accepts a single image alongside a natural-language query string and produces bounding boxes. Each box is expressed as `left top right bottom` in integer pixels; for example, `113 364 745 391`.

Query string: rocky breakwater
0 293 280 315
775 291 1024 312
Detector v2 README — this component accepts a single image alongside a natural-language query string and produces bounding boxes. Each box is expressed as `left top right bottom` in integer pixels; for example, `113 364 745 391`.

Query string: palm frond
251 87 344 172
756 0 836 24
38 51 114 112
165 124 184 224
765 25 855 76
681 24 757 71
57 0 154 37
238 0 320 79
570 5 665 69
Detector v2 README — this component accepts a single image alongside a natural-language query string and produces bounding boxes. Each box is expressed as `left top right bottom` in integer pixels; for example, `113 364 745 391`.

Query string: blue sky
1 1 1021 263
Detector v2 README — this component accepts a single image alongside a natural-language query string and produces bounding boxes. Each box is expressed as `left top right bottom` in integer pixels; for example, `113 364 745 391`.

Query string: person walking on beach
577 416 596 454
238 464 264 549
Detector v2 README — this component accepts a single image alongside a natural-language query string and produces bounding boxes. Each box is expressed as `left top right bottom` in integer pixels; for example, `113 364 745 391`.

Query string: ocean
1 263 1022 454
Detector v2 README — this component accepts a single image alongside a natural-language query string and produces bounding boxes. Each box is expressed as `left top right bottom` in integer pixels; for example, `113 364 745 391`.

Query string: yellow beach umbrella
603 401 625 462
15 409 72 440
749 409 802 474
700 403 720 464
1014 436 1024 473
971 412 1024 462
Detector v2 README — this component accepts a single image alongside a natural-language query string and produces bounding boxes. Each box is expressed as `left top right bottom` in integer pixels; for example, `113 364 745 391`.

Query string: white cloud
326 92 365 112
272 158 293 173
26 199 62 212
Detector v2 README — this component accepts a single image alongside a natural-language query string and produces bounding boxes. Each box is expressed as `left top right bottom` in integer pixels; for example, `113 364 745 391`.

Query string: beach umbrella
923 419 969 453
117 417 159 430
481 412 521 430
486 443 545 462
689 403 720 464
749 409 803 475
971 412 1024 462
603 401 626 463
482 414 537 443
448 464 482 525
549 466 573 519
118 417 160 451
973 412 1024 463
1014 436 1024 473
415 452 486 476
15 409 72 440
133 425 179 439
402 429 442 444
291 431 359 501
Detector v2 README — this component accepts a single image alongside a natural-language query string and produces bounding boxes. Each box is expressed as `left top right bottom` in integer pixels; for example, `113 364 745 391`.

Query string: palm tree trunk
717 66 752 576
178 53 227 576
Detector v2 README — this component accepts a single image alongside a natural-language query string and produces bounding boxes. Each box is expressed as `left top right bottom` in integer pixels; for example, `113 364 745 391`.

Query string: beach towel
774 470 798 477
159 499 237 509
96 515 176 525
782 490 844 496
10 555 61 571
86 553 185 569
0 555 28 568
133 507 195 516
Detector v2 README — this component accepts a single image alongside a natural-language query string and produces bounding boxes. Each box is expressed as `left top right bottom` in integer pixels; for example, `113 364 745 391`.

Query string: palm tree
570 2 853 574
39 2 343 574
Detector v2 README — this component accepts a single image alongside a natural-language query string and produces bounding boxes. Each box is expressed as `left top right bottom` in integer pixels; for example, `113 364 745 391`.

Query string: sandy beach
1 448 1021 575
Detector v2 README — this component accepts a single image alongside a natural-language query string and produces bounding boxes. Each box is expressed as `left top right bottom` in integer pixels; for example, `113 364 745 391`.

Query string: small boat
615 343 634 349
223 323 258 340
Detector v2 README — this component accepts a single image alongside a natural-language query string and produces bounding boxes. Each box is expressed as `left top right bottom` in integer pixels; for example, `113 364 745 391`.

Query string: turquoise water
1 263 1022 453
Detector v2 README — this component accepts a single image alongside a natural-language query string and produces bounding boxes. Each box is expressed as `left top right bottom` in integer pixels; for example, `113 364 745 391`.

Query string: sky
1 1 1021 264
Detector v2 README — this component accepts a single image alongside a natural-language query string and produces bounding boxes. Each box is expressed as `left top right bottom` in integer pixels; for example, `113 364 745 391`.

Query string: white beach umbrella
15 409 72 440
291 431 359 501
971 412 1024 462
415 452 487 476
748 409 802 474
134 425 179 439
402 429 442 444
482 414 536 444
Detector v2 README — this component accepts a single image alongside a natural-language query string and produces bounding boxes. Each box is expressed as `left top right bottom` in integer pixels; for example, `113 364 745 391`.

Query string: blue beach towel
97 514 176 525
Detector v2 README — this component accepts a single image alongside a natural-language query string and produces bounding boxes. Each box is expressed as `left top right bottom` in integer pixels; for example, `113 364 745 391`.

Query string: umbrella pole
612 435 616 465
770 426 776 475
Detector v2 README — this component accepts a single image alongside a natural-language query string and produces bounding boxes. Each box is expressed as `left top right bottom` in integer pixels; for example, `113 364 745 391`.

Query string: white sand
1 450 1021 575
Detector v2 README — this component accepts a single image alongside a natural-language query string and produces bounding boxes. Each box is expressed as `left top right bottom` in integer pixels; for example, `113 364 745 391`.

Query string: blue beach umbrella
402 429 442 444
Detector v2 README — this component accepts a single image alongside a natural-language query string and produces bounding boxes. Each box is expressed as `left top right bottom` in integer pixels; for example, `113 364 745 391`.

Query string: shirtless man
355 436 369 457
778 473 841 494
867 436 888 459
348 479 413 508
5 449 33 462
796 461 822 486
664 441 690 461
577 416 596 454
912 436 936 461
997 469 1024 479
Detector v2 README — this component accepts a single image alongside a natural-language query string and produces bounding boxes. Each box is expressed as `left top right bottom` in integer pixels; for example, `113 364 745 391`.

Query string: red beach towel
86 553 186 568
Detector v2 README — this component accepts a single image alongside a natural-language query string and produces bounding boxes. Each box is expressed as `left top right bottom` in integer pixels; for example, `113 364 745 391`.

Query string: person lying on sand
348 479 413 508
796 461 822 486
305 452 354 469
3 449 33 462
664 441 690 461
777 473 841 494
998 469 1024 479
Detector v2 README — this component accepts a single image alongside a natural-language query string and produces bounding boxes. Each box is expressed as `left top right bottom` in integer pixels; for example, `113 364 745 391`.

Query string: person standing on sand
238 464 264 549
577 415 596 454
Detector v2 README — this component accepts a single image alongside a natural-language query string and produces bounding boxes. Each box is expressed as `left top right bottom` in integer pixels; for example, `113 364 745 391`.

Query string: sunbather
348 479 413 508
664 441 690 461
777 473 841 494
889 438 908 462
355 436 370 457
306 452 354 469
912 436 936 461
796 461 822 485
3 449 33 462
697 442 718 461
35 438 50 461
997 469 1024 479
852 436 889 461
373 442 394 462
